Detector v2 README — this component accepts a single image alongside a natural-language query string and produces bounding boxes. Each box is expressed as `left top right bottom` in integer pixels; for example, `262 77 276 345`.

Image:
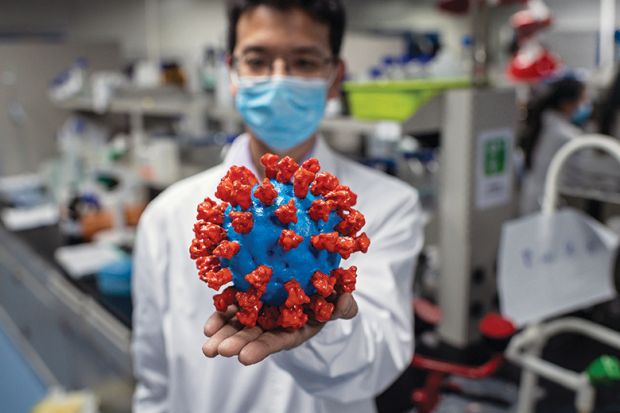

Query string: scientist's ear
227 54 238 98
327 58 346 100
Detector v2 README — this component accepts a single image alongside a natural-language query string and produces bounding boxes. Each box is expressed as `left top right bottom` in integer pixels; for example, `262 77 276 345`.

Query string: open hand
202 293 358 365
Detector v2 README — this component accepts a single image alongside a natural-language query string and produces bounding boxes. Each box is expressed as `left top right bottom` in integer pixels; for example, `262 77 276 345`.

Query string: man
132 1 423 412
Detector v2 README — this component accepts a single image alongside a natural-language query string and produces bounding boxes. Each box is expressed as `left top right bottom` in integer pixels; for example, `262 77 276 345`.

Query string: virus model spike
254 178 278 206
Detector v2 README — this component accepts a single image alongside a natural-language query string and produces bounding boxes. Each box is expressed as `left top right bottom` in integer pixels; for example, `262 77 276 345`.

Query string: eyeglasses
232 53 335 78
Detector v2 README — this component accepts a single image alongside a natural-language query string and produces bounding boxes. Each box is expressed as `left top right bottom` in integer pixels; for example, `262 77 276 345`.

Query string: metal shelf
55 94 387 135
55 93 209 117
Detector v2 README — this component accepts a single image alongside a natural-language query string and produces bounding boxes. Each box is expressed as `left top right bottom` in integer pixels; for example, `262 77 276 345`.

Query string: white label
498 209 618 326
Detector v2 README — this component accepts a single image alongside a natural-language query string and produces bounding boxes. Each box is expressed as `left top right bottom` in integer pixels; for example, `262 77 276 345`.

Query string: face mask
235 76 328 152
571 102 592 126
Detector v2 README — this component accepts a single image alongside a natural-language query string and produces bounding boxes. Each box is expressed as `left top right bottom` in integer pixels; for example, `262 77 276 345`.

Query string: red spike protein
190 154 370 330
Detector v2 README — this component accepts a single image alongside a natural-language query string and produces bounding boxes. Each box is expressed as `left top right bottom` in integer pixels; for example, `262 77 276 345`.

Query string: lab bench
0 224 133 410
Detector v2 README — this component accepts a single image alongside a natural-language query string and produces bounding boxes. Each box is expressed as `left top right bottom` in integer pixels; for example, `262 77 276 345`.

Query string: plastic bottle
49 58 88 101
57 117 84 191
417 54 433 78
399 54 414 79
369 67 384 81
615 30 620 62
461 34 474 75
381 55 398 80
215 50 233 110
367 122 402 162
201 47 218 93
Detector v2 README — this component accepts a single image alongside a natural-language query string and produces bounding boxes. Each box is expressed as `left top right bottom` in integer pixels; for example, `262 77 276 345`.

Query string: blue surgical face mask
235 76 328 152
571 102 592 126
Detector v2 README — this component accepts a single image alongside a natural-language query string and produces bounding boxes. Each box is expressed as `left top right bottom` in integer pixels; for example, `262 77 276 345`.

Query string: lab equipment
190 153 370 330
1 205 59 232
501 135 620 413
351 85 517 347
200 47 218 92
55 243 125 280
133 60 160 88
136 137 181 187
91 71 127 113
343 78 470 121
49 58 88 102
433 88 518 347
96 256 133 297
0 174 59 231
400 148 439 211
367 122 402 162
411 312 516 413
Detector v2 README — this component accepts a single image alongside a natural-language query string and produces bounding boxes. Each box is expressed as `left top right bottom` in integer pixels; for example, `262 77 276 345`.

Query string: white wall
0 0 228 61
0 0 617 67
65 0 228 61
546 0 603 31
68 0 150 60
0 0 74 33
157 1 228 59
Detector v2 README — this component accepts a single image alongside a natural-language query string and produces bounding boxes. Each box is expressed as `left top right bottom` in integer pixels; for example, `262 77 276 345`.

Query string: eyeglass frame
230 51 338 80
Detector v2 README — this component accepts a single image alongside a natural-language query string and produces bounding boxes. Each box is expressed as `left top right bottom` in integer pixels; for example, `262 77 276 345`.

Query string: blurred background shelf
54 89 209 117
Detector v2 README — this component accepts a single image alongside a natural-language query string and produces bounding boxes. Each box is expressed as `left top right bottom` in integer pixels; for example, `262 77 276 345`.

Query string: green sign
484 138 506 176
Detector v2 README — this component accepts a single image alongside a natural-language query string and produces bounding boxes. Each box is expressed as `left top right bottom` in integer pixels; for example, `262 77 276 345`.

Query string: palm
203 293 357 365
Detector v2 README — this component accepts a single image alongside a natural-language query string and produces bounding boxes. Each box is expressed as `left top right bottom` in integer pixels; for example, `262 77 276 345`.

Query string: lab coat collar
543 110 581 136
224 133 339 178
542 110 567 125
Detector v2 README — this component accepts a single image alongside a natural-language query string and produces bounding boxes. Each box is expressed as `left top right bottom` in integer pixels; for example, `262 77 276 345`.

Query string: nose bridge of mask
240 76 327 109
268 78 326 129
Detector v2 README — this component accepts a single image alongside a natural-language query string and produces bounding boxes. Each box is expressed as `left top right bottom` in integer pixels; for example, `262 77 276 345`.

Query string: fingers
202 321 242 358
238 331 298 366
204 305 237 337
202 294 358 364
238 324 322 366
218 326 263 357
332 293 358 320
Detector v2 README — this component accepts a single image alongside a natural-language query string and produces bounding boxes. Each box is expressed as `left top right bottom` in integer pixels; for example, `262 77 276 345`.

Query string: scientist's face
229 6 343 99
228 6 345 153
560 90 587 119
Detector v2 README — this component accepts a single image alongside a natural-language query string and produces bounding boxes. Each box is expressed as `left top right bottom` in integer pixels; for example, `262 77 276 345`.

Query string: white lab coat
132 134 424 413
520 110 582 214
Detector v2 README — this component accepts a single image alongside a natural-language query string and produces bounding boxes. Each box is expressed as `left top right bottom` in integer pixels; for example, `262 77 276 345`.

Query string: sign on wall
476 127 514 210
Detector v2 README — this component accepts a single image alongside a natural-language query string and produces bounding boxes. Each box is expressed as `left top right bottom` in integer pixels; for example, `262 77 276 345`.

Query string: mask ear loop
230 70 240 88
325 61 339 88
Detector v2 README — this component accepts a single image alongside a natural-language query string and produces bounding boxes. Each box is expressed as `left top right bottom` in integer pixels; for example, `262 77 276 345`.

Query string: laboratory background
2 0 620 412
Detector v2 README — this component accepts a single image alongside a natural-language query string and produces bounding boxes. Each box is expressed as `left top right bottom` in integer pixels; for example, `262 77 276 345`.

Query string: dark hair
518 78 585 170
226 0 346 57
598 67 620 136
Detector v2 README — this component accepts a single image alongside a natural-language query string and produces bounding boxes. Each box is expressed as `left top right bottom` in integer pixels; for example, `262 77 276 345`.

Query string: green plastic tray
343 78 470 121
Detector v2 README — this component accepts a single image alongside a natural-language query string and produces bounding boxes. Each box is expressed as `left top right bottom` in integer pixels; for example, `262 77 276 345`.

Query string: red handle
412 353 505 379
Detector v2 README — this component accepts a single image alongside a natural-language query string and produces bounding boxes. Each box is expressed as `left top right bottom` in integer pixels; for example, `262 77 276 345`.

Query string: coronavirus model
189 153 370 330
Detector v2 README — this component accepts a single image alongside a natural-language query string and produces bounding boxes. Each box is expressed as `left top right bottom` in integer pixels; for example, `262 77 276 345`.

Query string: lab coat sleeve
272 191 423 403
132 207 170 413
